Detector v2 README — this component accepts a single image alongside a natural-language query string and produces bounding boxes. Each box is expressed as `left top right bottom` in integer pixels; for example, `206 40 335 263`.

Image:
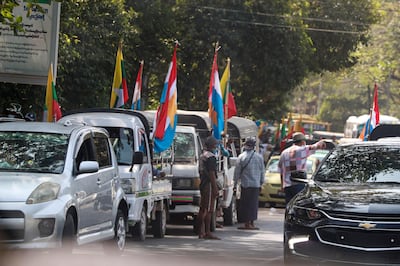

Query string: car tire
132 207 147 241
223 197 237 226
61 213 76 252
152 208 166 238
106 209 126 254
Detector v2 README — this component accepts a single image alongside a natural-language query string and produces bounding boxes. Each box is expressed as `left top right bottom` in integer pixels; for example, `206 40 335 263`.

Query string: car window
0 131 68 174
174 132 196 162
314 145 400 183
93 134 112 168
107 127 133 165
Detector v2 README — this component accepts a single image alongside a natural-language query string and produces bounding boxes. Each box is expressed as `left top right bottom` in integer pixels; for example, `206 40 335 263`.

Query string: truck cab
59 108 172 241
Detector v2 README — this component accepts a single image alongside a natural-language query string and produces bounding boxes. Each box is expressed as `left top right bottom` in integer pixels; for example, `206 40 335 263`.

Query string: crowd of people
196 122 329 240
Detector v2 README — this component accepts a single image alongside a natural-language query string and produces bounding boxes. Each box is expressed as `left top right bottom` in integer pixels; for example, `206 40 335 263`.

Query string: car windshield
314 144 400 183
107 127 133 165
0 131 68 174
174 132 195 163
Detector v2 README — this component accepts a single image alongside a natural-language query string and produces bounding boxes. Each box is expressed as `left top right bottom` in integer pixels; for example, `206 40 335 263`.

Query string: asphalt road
2 207 286 266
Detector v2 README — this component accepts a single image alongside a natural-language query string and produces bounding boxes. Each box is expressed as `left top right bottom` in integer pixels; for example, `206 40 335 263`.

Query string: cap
292 132 306 143
243 137 256 150
205 135 218 148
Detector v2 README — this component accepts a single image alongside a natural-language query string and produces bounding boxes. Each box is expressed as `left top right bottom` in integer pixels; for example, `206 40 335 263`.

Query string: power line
219 18 367 35
199 6 370 27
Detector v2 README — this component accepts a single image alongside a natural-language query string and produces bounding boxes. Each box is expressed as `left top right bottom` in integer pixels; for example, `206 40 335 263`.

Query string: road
2 207 285 266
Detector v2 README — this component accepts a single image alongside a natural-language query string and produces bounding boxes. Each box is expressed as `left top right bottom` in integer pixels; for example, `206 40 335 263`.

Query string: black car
284 139 400 265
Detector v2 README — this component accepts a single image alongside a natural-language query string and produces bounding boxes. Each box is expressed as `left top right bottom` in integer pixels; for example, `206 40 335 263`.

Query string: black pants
284 184 305 204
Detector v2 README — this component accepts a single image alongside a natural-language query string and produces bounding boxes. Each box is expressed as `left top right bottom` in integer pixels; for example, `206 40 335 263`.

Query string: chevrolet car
284 139 400 265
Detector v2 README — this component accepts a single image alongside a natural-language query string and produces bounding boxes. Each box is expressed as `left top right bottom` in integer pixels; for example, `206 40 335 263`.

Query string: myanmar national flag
152 44 178 153
110 44 128 108
208 48 224 140
220 58 237 119
44 64 62 122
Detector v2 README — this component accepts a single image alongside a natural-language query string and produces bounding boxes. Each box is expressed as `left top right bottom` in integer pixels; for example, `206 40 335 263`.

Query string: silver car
0 122 128 251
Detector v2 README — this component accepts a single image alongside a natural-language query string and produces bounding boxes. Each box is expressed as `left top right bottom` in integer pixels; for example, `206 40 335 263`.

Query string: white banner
0 0 60 85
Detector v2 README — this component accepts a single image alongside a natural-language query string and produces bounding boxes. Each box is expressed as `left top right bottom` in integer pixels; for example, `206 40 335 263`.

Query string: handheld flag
131 60 144 110
44 64 62 122
110 44 129 108
152 44 178 153
220 58 237 119
208 44 224 140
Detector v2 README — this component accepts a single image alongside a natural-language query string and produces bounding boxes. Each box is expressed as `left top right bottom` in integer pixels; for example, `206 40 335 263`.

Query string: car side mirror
78 161 99 174
290 170 308 183
133 151 144 164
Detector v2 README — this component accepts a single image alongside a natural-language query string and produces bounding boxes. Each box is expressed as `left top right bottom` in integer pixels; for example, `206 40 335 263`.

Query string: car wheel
132 207 147 241
62 213 76 252
223 197 237 226
152 208 167 238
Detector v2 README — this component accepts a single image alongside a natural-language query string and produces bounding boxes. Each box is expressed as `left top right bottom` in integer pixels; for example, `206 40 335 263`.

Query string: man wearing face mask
234 137 265 230
197 135 221 240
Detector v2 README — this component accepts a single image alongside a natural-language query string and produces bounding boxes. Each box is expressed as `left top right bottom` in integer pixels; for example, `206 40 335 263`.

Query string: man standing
197 136 220 240
279 132 326 204
234 137 265 230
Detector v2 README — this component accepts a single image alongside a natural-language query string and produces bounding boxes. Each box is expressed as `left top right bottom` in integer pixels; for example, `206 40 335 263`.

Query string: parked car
259 155 321 208
284 139 400 265
0 122 128 251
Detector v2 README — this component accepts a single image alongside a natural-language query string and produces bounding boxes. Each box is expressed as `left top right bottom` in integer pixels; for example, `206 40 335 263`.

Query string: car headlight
26 182 60 204
293 206 323 220
120 178 135 194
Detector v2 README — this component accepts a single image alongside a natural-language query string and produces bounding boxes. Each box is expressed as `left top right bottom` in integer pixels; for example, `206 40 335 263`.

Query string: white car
0 122 128 251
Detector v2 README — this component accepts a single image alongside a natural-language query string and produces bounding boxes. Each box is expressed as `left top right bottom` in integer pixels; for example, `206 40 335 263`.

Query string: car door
73 131 114 235
91 132 115 226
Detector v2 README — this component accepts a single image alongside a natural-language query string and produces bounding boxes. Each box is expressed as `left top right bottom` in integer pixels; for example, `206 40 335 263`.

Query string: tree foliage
0 0 383 123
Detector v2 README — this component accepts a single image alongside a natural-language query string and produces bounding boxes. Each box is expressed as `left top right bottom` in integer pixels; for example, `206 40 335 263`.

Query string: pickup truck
141 110 257 230
0 122 128 251
59 108 172 241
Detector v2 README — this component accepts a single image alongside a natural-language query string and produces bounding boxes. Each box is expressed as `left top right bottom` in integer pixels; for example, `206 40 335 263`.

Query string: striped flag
359 83 380 141
110 44 128 108
152 44 178 153
43 63 62 122
220 58 237 119
131 60 144 110
208 46 224 140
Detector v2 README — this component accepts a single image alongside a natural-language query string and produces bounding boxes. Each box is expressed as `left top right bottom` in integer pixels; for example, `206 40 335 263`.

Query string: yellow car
259 153 324 207
259 155 285 207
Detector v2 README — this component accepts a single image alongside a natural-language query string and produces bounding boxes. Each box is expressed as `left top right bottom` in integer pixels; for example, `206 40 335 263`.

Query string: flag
208 46 224 140
110 44 129 108
152 44 178 153
131 60 144 110
371 83 380 128
220 58 237 119
44 64 62 122
359 83 380 141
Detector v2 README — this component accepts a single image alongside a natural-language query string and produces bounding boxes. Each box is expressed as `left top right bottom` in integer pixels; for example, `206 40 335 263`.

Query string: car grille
0 210 25 241
316 225 400 250
172 177 195 190
328 211 400 222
